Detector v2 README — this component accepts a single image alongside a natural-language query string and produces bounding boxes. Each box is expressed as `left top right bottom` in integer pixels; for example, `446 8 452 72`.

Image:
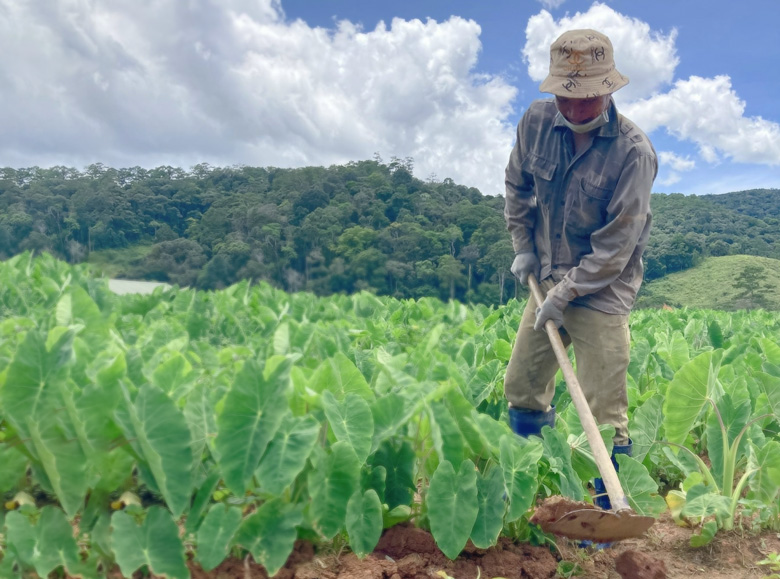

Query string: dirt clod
615 549 668 579
529 495 598 527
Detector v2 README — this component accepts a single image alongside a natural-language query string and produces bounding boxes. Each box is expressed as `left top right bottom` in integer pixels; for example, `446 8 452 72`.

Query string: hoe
526 274 655 543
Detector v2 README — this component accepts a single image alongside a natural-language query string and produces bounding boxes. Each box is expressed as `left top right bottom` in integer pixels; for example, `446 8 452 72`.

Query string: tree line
0 161 778 305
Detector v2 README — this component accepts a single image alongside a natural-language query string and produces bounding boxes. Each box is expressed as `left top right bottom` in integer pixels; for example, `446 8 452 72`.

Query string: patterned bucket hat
539 29 628 98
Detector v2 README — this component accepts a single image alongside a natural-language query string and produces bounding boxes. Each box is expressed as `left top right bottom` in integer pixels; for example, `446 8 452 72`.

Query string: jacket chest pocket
522 153 557 204
565 175 612 239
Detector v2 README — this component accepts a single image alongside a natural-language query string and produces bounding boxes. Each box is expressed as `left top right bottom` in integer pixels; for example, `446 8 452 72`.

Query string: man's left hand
534 297 565 331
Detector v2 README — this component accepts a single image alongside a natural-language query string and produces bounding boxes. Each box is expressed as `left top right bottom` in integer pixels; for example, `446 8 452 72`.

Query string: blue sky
1 0 778 196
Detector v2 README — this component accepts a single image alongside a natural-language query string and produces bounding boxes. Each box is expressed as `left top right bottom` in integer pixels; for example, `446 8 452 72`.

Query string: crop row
1 253 779 576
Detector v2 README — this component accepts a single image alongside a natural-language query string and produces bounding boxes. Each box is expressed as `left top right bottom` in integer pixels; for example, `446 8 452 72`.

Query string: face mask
556 109 609 134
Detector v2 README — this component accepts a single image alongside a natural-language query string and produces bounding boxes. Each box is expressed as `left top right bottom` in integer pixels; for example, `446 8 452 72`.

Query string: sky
1 0 779 197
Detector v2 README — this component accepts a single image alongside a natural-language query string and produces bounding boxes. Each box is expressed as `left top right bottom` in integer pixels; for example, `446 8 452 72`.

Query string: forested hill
0 162 778 305
643 189 780 280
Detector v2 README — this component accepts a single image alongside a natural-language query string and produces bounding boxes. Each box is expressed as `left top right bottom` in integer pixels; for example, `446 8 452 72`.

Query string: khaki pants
504 278 630 445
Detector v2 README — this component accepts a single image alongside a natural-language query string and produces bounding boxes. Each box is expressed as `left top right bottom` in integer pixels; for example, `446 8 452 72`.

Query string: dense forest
0 161 778 305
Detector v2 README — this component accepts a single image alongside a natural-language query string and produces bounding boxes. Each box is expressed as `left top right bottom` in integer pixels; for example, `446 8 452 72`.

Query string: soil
59 513 780 578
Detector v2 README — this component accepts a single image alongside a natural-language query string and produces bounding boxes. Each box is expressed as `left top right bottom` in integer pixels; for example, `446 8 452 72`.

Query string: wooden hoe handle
527 274 631 512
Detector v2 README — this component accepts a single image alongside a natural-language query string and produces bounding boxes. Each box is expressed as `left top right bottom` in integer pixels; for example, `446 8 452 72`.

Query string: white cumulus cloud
621 76 780 166
657 151 695 186
538 0 567 10
0 0 517 195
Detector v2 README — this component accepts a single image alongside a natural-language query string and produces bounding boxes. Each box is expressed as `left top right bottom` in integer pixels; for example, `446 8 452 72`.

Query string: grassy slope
640 255 780 310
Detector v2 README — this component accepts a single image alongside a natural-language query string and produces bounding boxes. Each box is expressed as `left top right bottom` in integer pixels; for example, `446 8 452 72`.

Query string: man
503 29 656 510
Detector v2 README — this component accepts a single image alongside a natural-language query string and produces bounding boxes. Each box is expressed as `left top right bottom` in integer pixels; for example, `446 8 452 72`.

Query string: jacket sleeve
546 149 656 309
504 114 537 254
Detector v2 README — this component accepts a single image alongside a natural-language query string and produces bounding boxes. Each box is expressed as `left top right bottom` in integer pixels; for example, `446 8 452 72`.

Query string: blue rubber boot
508 406 555 438
593 440 632 510
582 439 632 549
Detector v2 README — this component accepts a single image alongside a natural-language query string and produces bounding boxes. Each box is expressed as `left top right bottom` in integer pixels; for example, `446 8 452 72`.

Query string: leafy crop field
1 253 780 578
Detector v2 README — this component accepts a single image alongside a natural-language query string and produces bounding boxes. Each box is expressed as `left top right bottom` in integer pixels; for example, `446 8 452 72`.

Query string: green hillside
1 164 779 306
637 255 780 310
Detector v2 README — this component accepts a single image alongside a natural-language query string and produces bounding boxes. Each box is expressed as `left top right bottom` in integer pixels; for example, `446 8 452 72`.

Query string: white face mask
556 109 609 134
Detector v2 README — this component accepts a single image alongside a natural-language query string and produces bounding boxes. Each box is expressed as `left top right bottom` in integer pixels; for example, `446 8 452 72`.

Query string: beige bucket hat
539 29 628 98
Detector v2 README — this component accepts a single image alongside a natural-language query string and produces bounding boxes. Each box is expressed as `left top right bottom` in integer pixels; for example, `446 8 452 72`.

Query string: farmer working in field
503 29 656 510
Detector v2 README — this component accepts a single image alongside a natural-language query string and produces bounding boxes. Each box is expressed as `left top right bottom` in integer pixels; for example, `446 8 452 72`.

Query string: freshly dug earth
615 550 668 579
529 495 599 529
186 525 559 579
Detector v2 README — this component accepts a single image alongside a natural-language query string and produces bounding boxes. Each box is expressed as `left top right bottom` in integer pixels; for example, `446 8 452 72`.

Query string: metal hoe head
540 508 655 543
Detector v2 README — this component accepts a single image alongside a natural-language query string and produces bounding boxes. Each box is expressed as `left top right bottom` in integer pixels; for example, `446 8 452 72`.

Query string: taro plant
661 342 780 545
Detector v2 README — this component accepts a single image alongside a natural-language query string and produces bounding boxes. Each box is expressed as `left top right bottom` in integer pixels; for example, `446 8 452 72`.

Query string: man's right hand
511 252 540 286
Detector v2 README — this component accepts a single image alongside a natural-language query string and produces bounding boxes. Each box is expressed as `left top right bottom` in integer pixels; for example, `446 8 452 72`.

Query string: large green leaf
499 434 541 522
185 468 222 534
308 441 361 539
370 392 416 453
32 506 82 578
27 417 89 519
760 338 780 366
748 441 780 504
690 519 718 548
151 351 195 400
615 455 667 517
119 383 195 518
663 350 723 446
309 352 375 402
4 510 36 571
323 391 374 464
629 394 664 463
346 489 383 558
183 381 218 463
473 412 511 458
493 339 513 363
541 427 583 501
0 444 28 493
627 337 652 382
233 498 303 577
705 393 751 491
755 371 780 422
680 483 731 521
215 358 292 496
256 413 320 496
426 459 479 560
443 387 491 457
428 400 467 466
0 329 73 440
567 425 615 483
76 354 126 482
56 287 109 354
196 505 243 572
470 465 506 549
467 359 501 406
369 439 416 509
111 507 189 579
656 331 690 372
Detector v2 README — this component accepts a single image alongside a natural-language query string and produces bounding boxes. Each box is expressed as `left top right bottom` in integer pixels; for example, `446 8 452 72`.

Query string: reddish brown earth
64 513 780 578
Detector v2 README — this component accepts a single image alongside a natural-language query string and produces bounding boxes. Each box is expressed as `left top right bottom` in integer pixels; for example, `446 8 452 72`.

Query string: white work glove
534 297 565 331
511 252 540 286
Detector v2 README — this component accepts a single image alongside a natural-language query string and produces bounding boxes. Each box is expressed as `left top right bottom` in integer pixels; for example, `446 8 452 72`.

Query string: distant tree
733 263 772 309
436 254 465 301
459 244 481 293
479 240 514 305
139 238 207 287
